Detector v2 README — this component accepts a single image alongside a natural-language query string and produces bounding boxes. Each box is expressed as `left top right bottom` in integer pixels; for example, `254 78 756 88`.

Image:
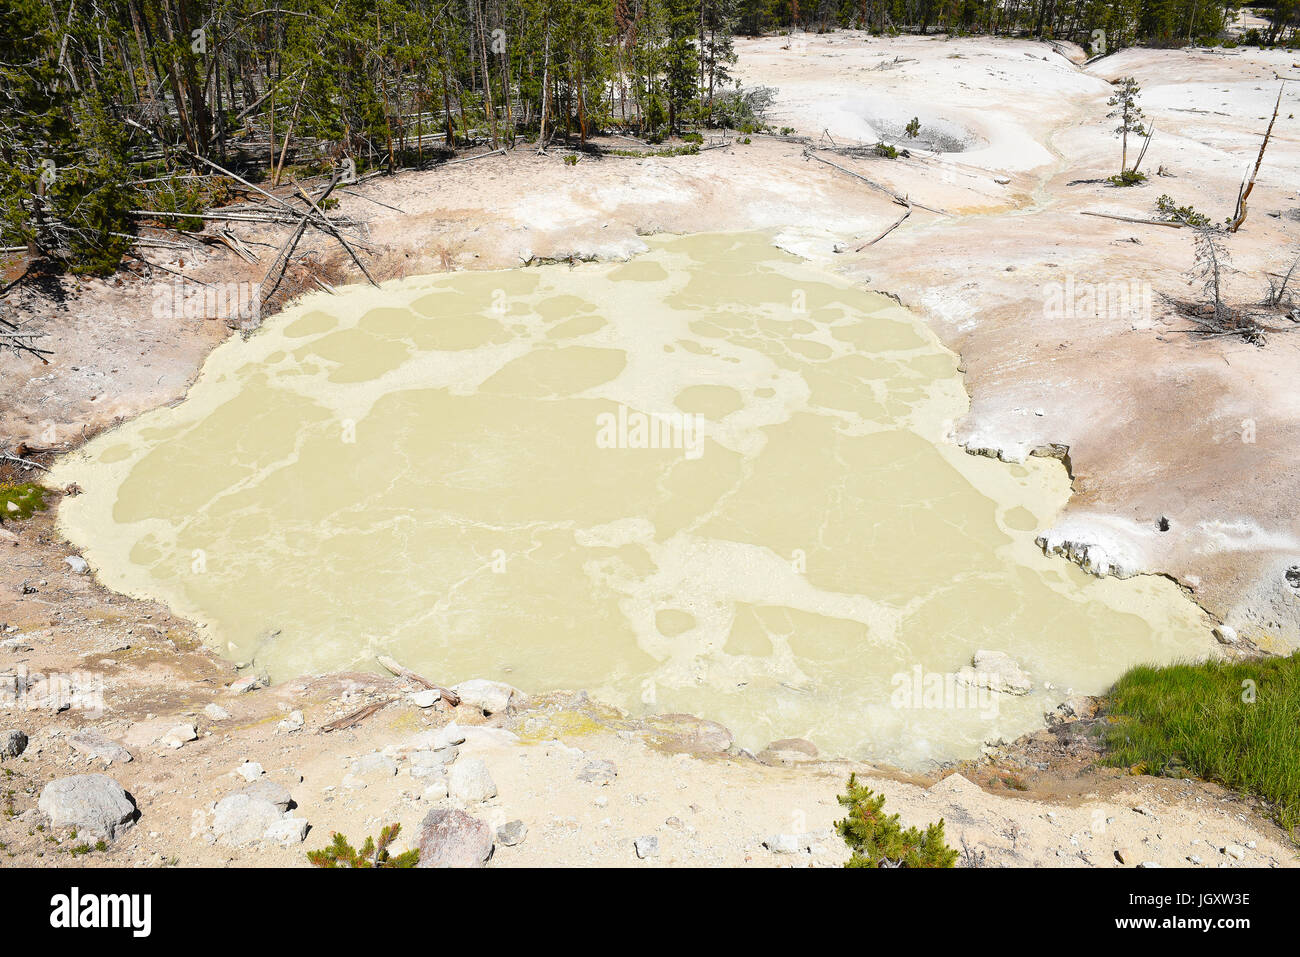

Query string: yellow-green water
52 232 1214 766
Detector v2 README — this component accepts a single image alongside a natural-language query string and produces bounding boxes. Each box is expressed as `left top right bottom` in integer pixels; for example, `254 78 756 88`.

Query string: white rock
763 833 802 854
410 690 439 709
448 757 497 805
277 710 304 732
161 723 198 749
411 749 458 777
264 817 309 846
422 774 450 801
67 729 133 764
451 679 526 715
956 650 1032 696
431 724 468 749
204 703 232 721
64 555 89 575
236 760 264 782
228 675 265 695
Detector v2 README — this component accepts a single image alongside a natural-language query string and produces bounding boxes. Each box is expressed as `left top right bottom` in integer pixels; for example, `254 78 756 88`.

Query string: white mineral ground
1 35 1297 867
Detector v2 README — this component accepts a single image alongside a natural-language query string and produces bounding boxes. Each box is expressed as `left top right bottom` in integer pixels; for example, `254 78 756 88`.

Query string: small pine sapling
835 774 959 868
1107 77 1148 184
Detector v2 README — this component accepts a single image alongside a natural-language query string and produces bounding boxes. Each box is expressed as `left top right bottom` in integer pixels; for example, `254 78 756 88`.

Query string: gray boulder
38 774 137 840
1 729 27 759
212 793 283 846
497 820 527 846
416 808 493 868
410 748 458 777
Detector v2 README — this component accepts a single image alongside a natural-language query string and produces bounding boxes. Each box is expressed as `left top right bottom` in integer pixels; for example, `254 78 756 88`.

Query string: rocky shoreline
0 505 1292 867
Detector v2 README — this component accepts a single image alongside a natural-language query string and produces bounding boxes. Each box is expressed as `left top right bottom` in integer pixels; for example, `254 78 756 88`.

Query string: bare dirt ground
2 34 1298 867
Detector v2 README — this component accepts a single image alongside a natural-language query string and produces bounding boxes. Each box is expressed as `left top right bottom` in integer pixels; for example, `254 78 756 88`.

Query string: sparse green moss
0 483 48 522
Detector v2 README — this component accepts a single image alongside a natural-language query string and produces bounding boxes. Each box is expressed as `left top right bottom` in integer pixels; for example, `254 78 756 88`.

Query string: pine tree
1107 75 1146 177
835 774 959 868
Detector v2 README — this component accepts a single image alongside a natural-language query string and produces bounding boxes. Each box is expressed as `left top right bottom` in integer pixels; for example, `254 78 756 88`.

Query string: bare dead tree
1229 83 1285 234
1189 223 1231 327
1266 250 1300 308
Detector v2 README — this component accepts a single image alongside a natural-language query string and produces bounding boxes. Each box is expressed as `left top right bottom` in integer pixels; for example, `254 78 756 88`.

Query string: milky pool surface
52 232 1215 766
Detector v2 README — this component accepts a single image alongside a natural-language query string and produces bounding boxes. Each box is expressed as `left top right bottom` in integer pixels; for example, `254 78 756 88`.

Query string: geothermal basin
52 232 1217 767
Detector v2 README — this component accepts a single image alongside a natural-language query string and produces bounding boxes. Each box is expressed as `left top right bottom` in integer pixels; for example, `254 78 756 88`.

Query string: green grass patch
1102 653 1300 832
0 483 48 522
606 144 700 158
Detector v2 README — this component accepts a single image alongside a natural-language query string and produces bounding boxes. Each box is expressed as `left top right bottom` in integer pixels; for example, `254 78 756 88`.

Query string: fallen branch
211 228 261 265
126 253 211 286
319 698 394 733
1080 210 1185 228
857 200 912 249
0 448 50 470
805 148 946 214
338 189 405 213
377 655 461 706
259 173 343 304
292 177 377 287
259 208 313 305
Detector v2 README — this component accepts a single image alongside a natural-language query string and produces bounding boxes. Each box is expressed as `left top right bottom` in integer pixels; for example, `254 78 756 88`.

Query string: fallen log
1080 211 1184 228
377 655 461 706
857 200 913 250
319 698 394 733
292 177 378 288
259 173 343 304
805 149 946 215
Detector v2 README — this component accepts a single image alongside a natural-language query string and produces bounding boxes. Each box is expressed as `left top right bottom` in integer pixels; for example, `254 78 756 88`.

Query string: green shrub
835 774 959 868
1103 653 1300 832
1154 194 1212 227
1107 169 1148 187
